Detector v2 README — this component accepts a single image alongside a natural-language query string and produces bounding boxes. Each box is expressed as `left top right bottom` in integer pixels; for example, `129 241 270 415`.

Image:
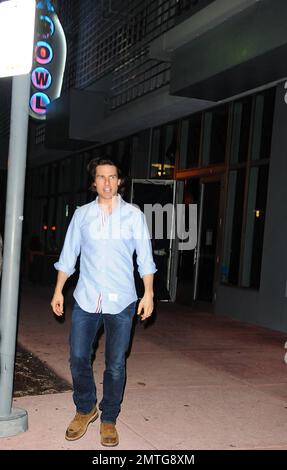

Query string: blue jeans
69 301 136 423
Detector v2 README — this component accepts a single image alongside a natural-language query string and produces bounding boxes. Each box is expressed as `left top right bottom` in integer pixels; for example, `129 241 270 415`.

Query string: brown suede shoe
100 422 119 447
65 406 98 441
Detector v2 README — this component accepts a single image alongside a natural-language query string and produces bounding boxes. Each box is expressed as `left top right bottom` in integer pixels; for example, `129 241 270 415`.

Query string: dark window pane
179 119 189 169
37 168 45 197
230 97 252 164
197 180 221 302
150 128 162 177
50 164 59 195
73 156 83 192
186 113 201 168
117 138 131 177
221 169 246 285
179 113 201 169
150 124 177 178
83 152 91 190
241 165 269 288
202 104 228 165
163 124 177 177
251 87 275 161
59 160 71 193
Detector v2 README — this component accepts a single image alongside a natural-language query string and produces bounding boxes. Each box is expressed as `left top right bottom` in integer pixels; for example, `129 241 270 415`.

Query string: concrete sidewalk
1 281 287 450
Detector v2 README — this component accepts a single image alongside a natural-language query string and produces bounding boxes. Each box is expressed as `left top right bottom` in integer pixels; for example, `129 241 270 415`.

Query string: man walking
51 157 156 446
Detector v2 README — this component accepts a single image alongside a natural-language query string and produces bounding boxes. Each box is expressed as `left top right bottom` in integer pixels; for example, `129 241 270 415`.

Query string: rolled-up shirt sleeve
54 209 81 277
134 211 157 278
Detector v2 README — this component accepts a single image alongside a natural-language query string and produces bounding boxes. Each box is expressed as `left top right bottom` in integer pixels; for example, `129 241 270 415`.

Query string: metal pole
0 73 30 436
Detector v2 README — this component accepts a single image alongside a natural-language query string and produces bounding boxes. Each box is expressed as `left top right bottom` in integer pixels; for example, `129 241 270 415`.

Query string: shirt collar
95 194 122 215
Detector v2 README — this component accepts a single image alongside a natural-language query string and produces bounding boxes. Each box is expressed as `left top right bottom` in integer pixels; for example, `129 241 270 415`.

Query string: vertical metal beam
0 73 30 436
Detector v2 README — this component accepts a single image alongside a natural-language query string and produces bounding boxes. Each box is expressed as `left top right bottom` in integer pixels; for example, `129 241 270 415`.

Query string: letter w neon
35 71 49 86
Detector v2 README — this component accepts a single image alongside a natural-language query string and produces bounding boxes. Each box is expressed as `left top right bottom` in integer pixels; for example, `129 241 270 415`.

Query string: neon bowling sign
29 1 66 120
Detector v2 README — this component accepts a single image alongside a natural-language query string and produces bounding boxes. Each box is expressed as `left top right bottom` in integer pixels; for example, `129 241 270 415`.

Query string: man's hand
51 291 64 316
137 293 154 321
51 271 69 316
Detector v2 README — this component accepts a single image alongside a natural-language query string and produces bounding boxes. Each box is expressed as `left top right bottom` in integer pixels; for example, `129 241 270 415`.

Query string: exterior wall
17 1 287 333
216 82 287 332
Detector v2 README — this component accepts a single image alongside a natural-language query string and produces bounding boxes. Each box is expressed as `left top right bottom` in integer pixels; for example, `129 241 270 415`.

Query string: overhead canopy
169 0 287 100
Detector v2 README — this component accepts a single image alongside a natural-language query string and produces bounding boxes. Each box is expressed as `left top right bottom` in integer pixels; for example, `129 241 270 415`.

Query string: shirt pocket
81 216 102 245
119 223 133 240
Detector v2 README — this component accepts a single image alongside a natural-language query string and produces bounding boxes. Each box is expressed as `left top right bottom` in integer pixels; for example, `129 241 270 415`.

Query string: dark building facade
1 0 287 331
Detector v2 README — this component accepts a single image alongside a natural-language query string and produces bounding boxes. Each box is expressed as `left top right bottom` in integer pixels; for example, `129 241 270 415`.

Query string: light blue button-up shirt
54 195 157 314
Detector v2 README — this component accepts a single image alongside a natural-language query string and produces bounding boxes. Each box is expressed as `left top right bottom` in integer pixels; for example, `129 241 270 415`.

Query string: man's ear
118 179 121 186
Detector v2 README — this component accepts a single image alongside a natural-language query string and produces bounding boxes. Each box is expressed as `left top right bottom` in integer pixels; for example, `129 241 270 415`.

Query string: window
221 88 275 289
73 156 84 192
221 169 246 285
163 124 177 177
50 164 59 195
150 123 177 178
117 138 132 178
38 167 49 197
251 88 275 161
202 104 228 165
230 97 252 164
241 165 269 288
59 159 72 193
150 128 161 177
179 113 202 169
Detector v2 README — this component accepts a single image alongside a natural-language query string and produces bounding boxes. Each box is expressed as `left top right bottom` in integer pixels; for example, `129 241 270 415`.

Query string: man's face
93 164 121 201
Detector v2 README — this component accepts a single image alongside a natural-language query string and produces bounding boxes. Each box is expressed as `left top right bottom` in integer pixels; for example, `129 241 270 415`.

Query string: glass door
176 176 223 306
194 177 222 303
130 179 183 301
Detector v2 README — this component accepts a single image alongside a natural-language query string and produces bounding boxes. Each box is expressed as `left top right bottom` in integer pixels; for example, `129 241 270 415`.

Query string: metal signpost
0 0 36 437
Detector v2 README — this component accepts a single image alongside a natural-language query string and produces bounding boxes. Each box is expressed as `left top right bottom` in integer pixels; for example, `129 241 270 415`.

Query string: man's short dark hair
87 156 125 194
